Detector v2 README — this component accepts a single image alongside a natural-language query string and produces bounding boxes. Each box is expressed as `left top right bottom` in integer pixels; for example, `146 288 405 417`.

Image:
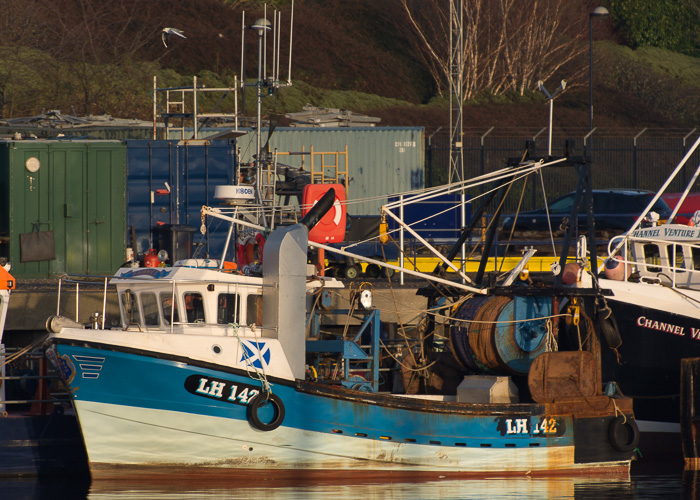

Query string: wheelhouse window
184 292 205 323
121 290 140 326
217 293 240 324
643 244 662 273
141 292 160 326
692 246 700 270
160 292 178 325
247 294 262 326
666 244 686 273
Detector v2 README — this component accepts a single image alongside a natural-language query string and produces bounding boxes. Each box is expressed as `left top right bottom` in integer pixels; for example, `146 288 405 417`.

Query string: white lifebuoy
312 198 343 227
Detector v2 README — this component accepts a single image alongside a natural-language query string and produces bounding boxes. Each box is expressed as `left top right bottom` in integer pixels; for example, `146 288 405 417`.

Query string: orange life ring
302 184 346 243
236 232 265 268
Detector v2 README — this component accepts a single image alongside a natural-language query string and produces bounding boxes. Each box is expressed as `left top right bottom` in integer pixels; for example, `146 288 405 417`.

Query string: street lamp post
250 17 271 216
537 80 567 156
589 6 609 131
251 18 271 169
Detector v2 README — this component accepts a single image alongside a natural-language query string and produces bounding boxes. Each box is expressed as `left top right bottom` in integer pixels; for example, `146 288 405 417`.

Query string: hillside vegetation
0 0 697 132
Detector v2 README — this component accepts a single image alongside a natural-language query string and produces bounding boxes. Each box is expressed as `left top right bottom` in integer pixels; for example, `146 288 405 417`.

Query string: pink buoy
604 255 630 281
562 263 583 285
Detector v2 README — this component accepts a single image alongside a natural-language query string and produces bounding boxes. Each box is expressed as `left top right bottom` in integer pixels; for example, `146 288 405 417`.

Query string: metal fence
427 129 700 213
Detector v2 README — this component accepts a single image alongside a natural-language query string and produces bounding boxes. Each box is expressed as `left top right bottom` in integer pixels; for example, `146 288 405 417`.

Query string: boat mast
207 3 295 265
251 15 270 226
241 2 295 231
449 0 467 274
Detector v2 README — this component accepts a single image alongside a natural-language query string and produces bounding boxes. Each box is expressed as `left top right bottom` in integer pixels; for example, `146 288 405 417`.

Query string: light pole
251 18 271 169
537 80 566 156
250 17 271 218
589 6 609 131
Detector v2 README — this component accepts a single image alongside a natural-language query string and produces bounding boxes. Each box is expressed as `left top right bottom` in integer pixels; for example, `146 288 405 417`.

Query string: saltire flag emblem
240 340 271 369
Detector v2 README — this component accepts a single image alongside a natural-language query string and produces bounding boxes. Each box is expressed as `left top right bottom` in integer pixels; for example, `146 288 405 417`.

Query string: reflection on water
0 463 692 500
0 476 91 500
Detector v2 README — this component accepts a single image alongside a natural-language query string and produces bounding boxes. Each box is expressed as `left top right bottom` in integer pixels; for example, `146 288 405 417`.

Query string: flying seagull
162 27 186 48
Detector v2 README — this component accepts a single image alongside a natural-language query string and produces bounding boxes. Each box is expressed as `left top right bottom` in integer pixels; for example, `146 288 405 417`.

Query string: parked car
661 192 700 224
500 189 673 238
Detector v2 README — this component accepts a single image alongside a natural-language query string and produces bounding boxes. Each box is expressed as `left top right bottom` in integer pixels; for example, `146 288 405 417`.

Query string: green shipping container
0 140 127 278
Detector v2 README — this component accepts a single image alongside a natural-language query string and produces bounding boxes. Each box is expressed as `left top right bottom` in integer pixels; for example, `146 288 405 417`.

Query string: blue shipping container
125 140 236 262
387 193 468 241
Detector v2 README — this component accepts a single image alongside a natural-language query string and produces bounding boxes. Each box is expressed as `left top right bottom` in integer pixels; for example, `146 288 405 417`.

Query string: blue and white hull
47 339 634 477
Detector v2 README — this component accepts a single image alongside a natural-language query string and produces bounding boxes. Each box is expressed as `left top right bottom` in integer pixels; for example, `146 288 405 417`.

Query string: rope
575 315 584 352
378 242 430 375
378 338 438 372
440 311 572 326
498 178 527 274
305 277 326 339
537 168 558 259
545 318 558 352
0 334 50 368
611 398 625 422
231 322 271 396
469 296 512 373
341 282 360 339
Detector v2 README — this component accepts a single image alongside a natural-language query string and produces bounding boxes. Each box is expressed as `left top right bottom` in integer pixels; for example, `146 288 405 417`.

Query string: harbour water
0 461 692 499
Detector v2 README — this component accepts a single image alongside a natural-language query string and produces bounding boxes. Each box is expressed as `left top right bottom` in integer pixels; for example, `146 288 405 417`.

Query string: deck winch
450 295 556 376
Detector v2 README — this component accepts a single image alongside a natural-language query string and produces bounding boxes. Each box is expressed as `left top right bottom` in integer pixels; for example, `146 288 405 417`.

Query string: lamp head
537 80 553 99
551 79 567 98
251 18 271 35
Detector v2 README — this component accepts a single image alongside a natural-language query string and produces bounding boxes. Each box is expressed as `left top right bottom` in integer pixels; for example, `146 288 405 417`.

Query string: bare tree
32 0 164 115
398 0 587 100
0 0 47 117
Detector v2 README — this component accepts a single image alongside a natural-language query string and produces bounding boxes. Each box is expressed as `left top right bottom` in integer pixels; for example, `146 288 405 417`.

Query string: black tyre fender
598 308 623 349
247 393 285 431
608 415 640 452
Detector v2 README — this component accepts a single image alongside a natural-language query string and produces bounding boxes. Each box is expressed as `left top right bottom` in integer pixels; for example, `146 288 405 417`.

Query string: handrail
604 235 700 289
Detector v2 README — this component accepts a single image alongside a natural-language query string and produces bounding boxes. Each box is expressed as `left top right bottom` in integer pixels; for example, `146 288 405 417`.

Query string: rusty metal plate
528 351 598 403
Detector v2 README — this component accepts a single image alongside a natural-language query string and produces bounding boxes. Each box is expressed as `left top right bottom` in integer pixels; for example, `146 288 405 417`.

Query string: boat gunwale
48 336 634 419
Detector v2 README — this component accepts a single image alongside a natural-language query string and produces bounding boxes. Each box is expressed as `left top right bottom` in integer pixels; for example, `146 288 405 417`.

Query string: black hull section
0 411 89 477
573 415 639 464
603 299 700 426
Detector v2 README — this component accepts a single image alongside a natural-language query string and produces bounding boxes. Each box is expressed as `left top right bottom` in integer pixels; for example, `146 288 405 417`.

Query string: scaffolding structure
152 75 240 140
274 145 349 194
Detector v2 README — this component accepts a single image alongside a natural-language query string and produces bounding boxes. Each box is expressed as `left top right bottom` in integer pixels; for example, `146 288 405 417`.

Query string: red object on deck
144 249 160 267
302 184 346 243
0 265 15 290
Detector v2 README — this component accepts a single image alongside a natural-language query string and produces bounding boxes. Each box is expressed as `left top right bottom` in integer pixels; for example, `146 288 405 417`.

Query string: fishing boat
596 134 700 455
42 4 639 473
43 156 641 479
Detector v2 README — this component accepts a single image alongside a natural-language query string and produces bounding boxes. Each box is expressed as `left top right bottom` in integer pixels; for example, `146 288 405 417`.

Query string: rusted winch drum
450 295 557 375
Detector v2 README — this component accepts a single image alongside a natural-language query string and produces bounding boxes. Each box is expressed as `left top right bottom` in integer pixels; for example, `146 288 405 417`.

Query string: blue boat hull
48 341 635 476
